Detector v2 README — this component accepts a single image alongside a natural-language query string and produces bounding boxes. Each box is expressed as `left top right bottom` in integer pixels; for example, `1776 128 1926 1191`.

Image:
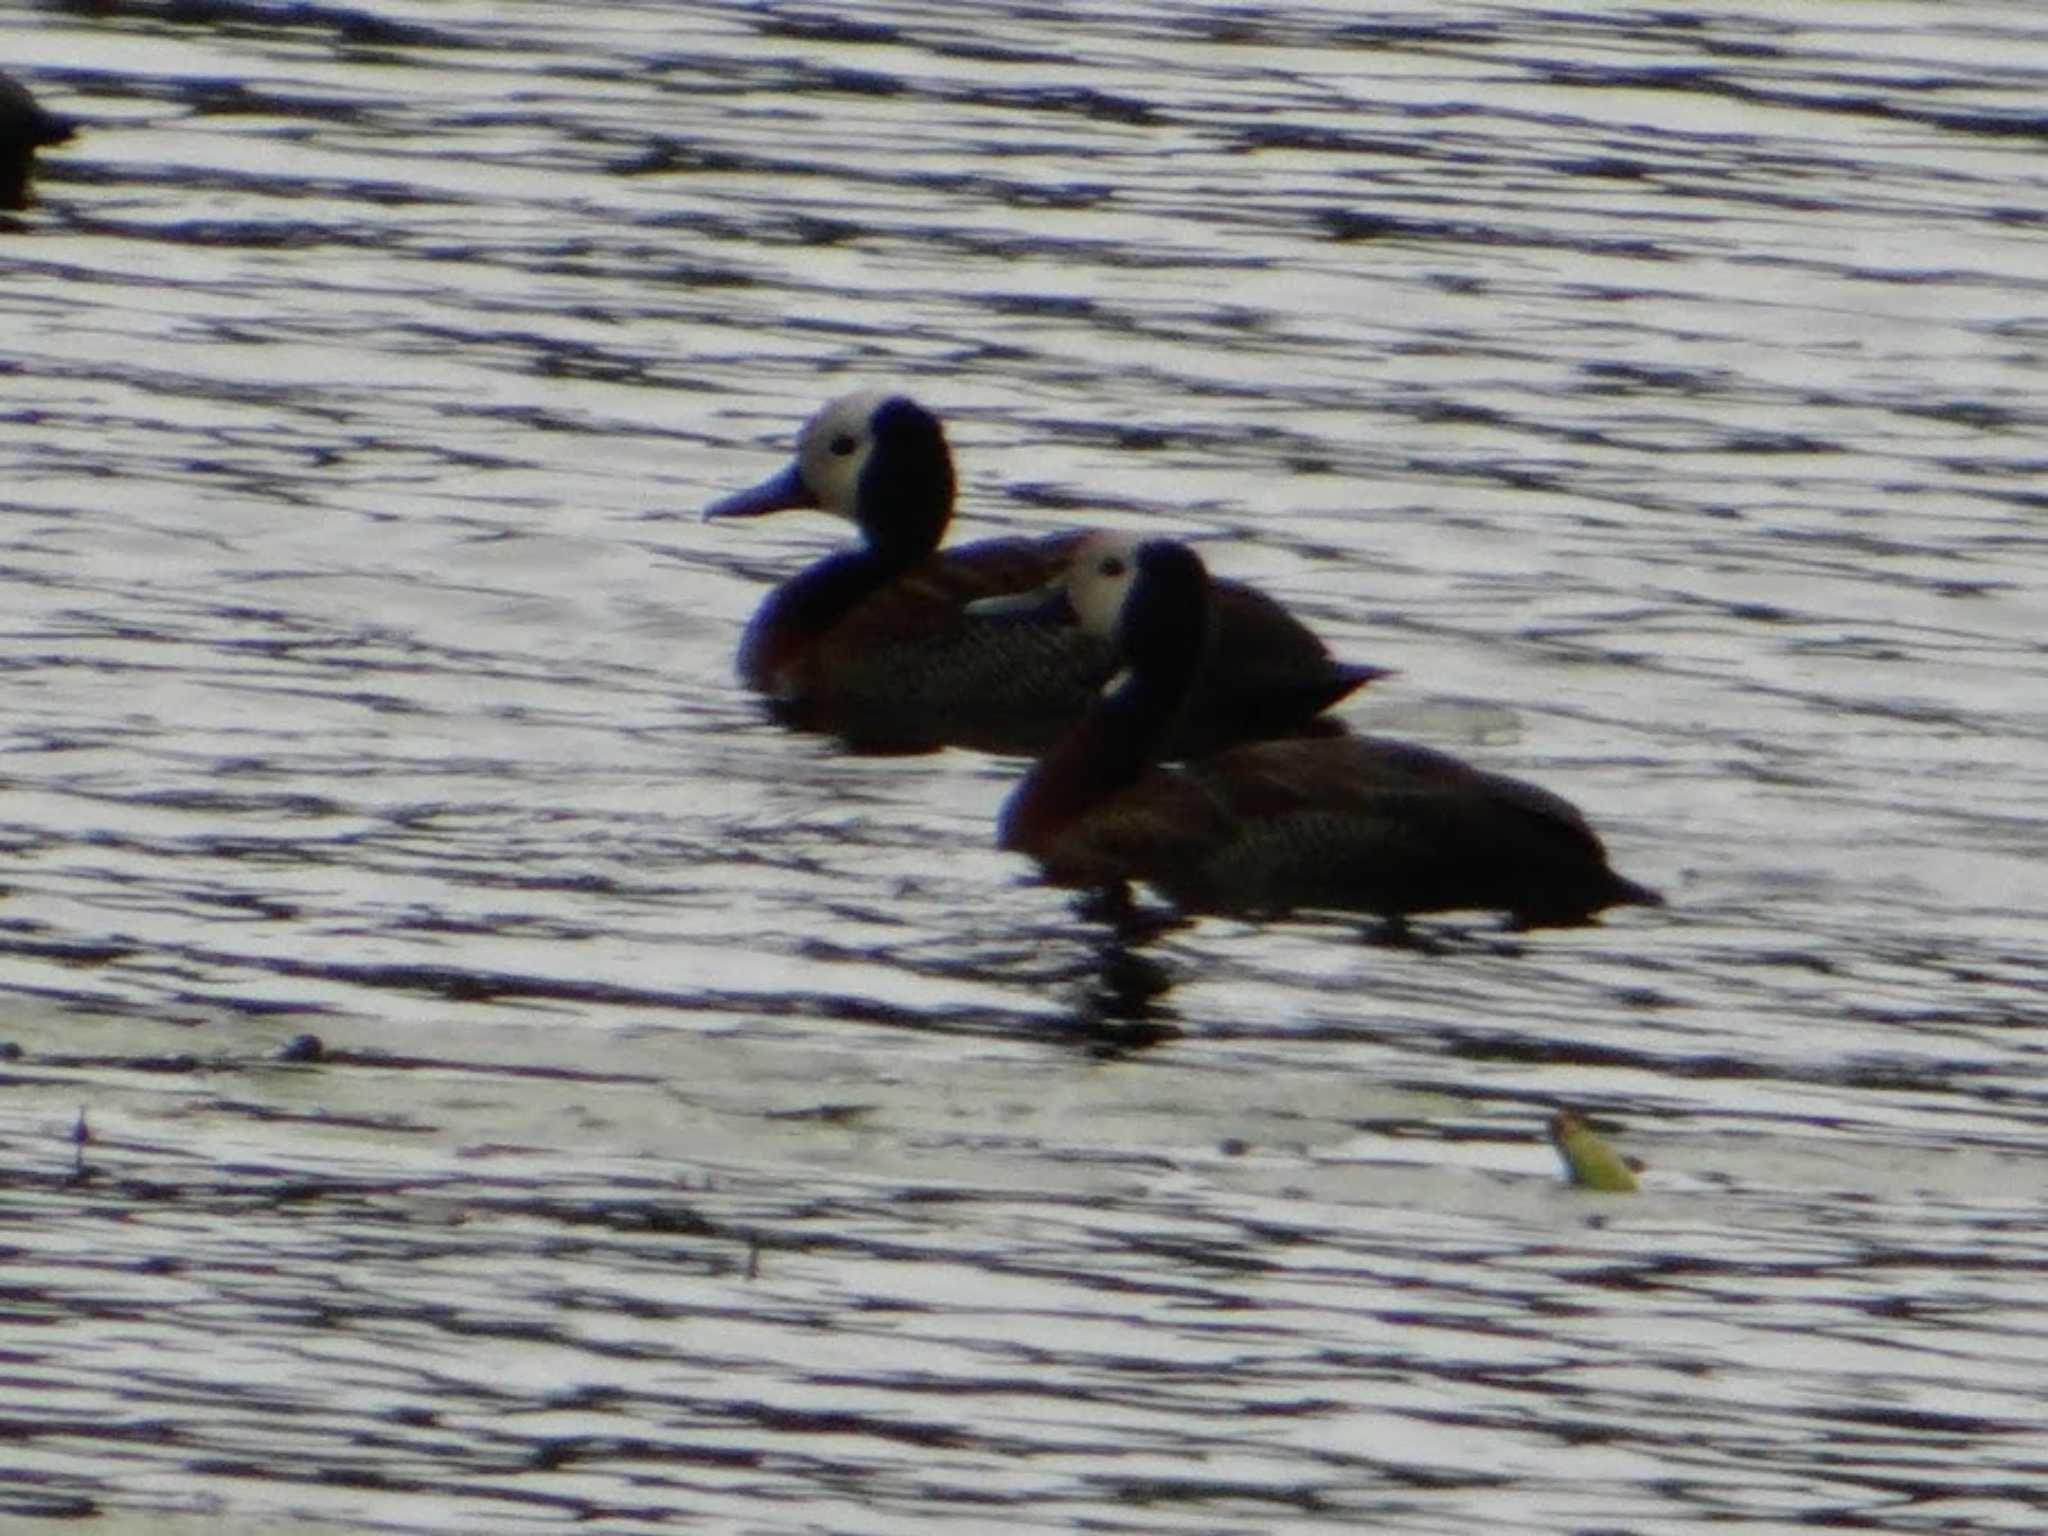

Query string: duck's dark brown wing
1172 735 1658 924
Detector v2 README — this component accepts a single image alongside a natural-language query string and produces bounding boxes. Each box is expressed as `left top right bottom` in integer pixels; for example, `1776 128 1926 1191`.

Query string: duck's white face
1063 532 1144 639
791 389 893 520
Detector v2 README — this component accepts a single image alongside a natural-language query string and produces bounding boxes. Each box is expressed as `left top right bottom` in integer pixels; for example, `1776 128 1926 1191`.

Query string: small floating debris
1547 1108 1639 1193
276 1032 326 1064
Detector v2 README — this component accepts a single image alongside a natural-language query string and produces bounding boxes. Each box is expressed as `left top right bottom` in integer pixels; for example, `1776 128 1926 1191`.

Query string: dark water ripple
5 0 2048 1531
7 1102 2048 1530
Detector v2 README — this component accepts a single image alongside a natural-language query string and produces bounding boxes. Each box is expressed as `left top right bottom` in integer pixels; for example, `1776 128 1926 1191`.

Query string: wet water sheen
4 2 2047 1532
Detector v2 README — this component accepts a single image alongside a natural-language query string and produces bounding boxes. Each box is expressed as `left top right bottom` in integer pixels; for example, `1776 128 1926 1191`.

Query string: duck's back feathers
1193 581 1387 749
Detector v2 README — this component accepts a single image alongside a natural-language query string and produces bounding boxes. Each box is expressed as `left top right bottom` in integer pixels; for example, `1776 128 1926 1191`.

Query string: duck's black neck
764 396 958 647
999 641 1204 855
857 396 956 567
1001 541 1219 854
765 545 902 649
1083 665 1194 779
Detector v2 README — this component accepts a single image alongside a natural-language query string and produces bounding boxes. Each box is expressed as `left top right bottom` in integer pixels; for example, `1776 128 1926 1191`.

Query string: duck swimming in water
975 535 1662 928
0 73 77 211
696 391 1384 754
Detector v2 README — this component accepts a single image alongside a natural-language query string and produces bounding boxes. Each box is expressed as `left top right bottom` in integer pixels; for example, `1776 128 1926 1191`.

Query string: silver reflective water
4 2 2045 1532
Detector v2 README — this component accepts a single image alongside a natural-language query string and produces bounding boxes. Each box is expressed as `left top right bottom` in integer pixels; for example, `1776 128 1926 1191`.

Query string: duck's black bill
701 461 815 522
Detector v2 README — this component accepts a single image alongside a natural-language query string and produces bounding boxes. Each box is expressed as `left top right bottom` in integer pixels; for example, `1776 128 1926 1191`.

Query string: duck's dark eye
1101 557 1127 578
829 433 858 456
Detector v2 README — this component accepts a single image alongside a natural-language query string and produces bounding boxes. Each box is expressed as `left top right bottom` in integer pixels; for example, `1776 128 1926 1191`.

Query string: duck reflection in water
1066 936 1181 1055
972 535 1663 931
691 391 1385 755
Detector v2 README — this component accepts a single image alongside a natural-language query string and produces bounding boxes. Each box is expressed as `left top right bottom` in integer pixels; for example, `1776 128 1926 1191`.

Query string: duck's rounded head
1057 531 1141 638
1062 534 1212 679
704 390 956 559
1122 540 1214 679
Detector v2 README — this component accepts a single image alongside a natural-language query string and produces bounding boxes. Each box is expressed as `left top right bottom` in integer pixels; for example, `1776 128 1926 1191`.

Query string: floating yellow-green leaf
1547 1108 1638 1193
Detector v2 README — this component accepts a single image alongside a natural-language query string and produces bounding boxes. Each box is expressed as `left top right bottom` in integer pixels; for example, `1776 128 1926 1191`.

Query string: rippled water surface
5 1 2048 1531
